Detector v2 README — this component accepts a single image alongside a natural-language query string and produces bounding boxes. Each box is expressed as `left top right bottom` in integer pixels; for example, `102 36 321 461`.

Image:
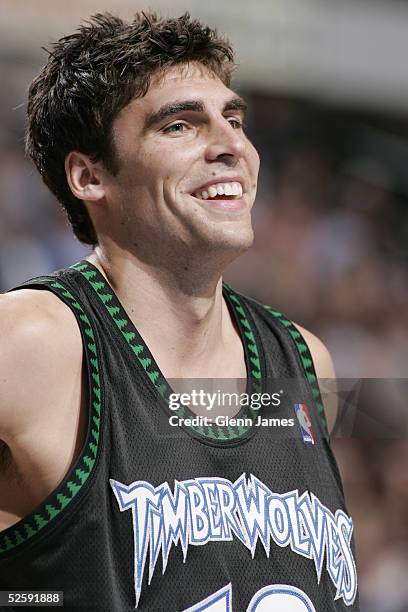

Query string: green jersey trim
261 305 328 434
0 280 103 557
71 261 264 442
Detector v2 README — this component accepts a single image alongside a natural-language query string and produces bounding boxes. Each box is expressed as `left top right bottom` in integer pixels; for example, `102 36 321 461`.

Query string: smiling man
0 12 358 611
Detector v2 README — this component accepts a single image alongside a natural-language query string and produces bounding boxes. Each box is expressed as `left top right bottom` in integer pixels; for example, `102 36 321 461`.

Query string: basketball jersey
0 261 359 611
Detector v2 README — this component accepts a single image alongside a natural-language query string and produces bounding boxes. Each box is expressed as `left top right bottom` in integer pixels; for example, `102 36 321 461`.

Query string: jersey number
184 583 316 612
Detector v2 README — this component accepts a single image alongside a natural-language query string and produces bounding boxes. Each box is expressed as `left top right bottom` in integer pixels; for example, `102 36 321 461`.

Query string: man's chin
195 226 254 258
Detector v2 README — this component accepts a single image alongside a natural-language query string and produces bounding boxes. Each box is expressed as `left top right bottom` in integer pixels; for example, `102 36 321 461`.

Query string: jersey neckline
71 260 266 444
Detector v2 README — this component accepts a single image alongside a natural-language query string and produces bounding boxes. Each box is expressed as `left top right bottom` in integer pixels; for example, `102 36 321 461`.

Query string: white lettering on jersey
110 473 357 608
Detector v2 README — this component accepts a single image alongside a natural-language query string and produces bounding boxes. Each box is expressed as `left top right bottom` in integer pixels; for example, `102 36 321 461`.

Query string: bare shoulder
293 323 337 434
0 289 83 442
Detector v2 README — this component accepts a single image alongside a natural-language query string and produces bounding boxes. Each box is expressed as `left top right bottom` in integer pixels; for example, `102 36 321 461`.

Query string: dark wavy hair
25 12 235 244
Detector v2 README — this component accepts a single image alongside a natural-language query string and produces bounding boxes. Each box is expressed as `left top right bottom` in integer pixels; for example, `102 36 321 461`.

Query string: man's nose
204 119 245 164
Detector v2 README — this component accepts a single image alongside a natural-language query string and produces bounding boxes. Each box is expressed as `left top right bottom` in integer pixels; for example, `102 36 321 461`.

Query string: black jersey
0 261 359 611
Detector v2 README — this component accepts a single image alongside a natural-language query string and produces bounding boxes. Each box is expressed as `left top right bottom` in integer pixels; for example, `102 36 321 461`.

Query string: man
0 12 358 610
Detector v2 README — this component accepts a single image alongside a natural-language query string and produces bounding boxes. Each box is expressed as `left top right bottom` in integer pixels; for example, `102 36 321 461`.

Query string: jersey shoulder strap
228 286 329 435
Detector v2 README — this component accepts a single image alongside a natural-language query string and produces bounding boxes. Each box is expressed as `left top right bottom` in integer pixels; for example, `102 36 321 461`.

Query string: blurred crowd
1 80 407 609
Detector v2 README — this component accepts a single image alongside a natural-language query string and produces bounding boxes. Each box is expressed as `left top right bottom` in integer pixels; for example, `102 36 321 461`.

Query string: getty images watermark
167 389 296 429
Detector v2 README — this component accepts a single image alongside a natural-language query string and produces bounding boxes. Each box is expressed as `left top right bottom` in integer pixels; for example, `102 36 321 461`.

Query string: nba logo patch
294 403 315 445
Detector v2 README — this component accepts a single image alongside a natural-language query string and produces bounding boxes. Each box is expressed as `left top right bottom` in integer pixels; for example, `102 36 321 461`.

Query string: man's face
104 62 260 264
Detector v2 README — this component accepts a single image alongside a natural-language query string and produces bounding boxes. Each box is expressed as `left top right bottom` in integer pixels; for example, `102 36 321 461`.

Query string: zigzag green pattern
0 279 102 556
72 262 173 416
72 263 262 441
221 282 263 437
262 304 328 434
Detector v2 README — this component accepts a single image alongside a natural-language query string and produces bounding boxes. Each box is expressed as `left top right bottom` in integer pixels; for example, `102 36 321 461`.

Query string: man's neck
86 248 245 380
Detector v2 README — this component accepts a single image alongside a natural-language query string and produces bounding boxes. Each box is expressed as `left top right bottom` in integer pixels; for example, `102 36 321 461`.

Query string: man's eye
163 122 188 134
228 118 244 129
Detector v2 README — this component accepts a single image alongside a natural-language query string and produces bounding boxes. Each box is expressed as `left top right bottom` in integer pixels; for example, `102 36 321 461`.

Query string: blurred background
1 0 407 609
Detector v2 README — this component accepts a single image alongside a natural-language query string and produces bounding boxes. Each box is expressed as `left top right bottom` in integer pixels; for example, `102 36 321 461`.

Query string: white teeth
195 181 244 200
233 183 243 196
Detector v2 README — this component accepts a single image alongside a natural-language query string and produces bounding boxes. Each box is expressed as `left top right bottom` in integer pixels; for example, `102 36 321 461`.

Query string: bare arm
0 289 85 527
0 290 83 441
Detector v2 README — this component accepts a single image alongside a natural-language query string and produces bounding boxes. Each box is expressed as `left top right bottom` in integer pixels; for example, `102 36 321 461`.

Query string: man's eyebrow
143 100 205 131
223 96 247 114
143 96 247 131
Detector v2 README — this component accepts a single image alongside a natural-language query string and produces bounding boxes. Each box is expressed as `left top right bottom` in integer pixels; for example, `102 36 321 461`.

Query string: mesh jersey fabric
0 262 359 611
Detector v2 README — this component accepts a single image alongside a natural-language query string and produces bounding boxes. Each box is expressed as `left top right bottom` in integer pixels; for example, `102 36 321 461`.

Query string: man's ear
65 151 106 202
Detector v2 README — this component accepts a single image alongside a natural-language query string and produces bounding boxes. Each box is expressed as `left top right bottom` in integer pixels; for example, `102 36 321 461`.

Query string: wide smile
190 180 246 211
